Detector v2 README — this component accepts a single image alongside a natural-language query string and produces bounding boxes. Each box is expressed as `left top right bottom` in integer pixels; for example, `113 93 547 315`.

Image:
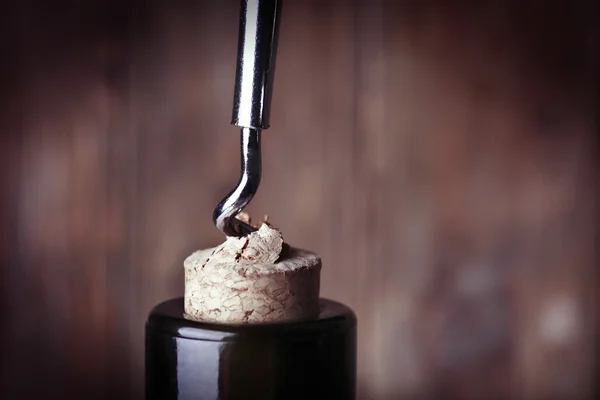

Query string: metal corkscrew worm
213 0 281 237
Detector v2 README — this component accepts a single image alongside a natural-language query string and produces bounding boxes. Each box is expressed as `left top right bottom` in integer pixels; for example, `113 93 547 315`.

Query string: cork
184 221 321 324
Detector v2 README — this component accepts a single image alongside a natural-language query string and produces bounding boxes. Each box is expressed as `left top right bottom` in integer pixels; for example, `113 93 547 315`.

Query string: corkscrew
213 0 281 237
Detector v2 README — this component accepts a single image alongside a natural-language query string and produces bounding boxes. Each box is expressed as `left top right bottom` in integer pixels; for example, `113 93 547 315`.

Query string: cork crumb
209 217 285 267
236 212 272 230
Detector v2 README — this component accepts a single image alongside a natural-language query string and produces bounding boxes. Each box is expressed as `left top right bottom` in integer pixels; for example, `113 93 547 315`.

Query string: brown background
0 0 598 399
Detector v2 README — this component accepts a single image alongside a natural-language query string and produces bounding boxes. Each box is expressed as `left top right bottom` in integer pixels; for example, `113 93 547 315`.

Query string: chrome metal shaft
213 0 281 237
231 0 281 130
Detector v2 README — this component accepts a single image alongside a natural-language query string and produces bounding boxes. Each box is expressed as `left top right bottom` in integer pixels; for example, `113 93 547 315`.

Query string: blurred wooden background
0 0 598 399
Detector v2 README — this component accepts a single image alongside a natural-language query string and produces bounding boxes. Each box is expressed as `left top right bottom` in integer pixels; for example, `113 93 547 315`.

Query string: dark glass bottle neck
145 297 357 400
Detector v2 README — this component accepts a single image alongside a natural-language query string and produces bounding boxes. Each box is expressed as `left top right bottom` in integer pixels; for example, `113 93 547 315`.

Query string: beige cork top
184 222 321 324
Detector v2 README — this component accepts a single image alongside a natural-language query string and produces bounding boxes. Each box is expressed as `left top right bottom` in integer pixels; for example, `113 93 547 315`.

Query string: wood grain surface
0 1 598 399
